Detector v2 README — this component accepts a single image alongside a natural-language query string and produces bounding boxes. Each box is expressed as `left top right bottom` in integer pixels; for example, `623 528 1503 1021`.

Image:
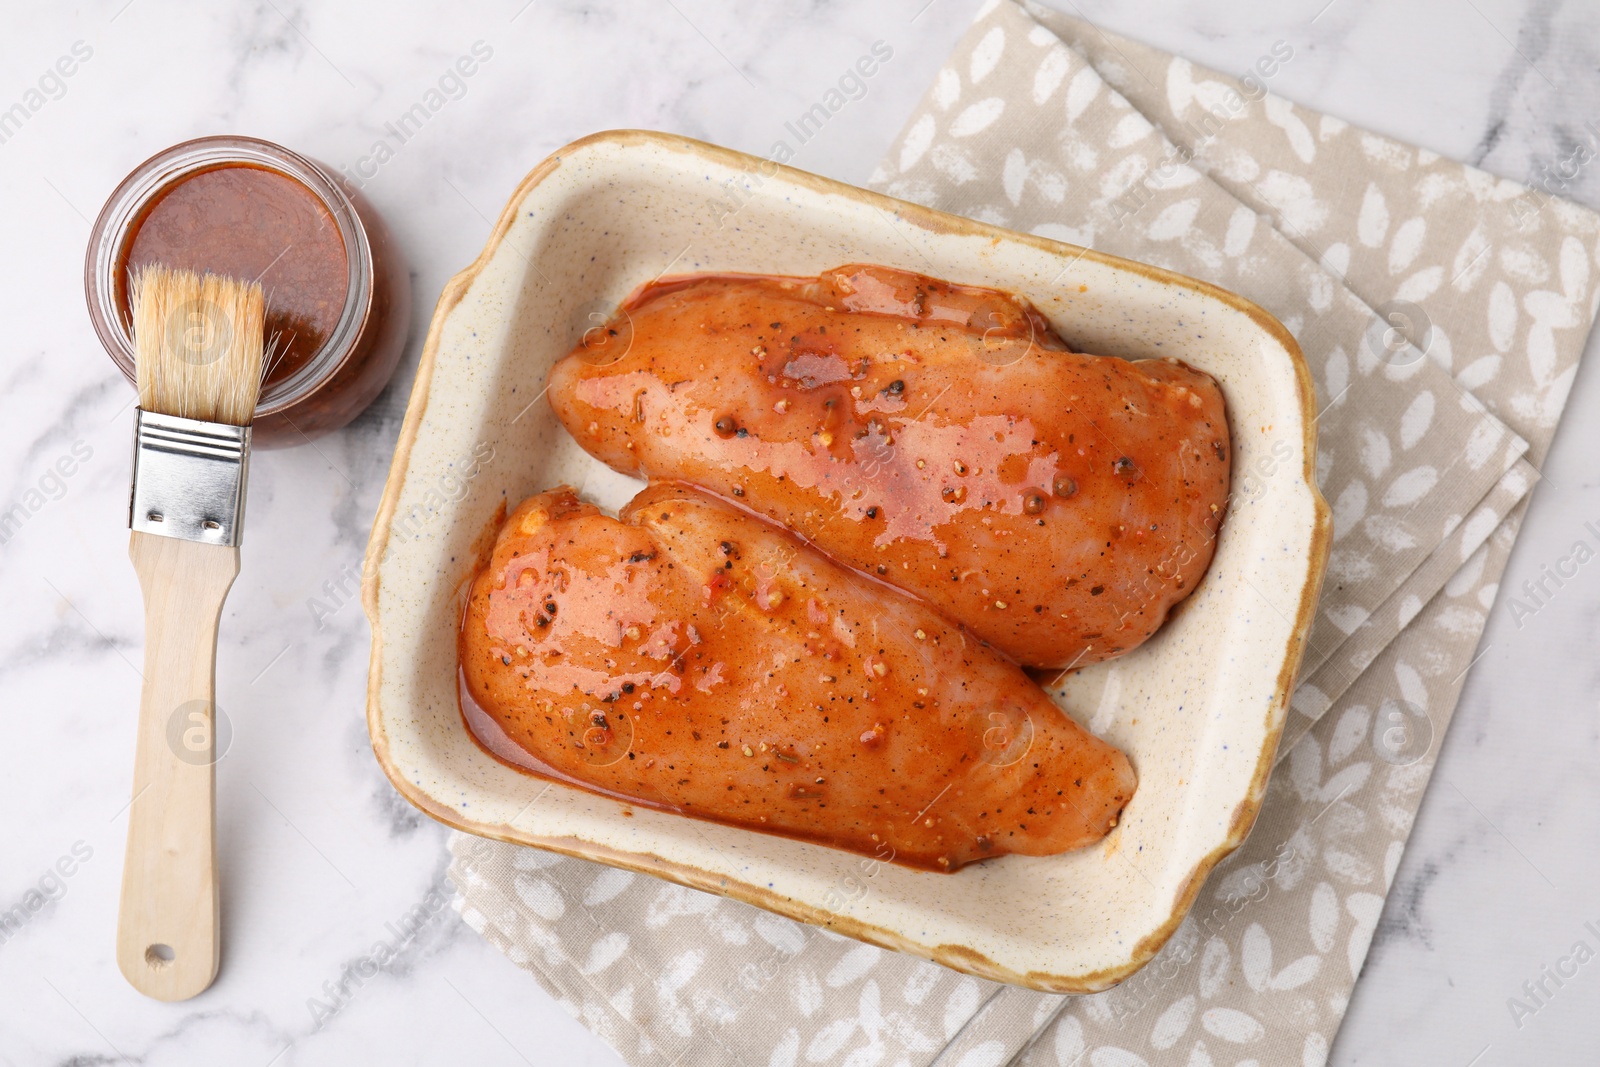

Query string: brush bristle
132 266 266 426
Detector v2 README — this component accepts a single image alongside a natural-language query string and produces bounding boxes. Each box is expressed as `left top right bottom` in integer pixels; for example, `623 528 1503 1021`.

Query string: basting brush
118 266 265 1001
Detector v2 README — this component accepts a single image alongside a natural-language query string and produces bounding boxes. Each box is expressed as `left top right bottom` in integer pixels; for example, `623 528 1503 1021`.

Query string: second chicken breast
548 265 1231 668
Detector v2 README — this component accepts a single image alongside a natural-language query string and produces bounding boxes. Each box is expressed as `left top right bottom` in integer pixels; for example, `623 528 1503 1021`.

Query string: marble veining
1 0 1598 1064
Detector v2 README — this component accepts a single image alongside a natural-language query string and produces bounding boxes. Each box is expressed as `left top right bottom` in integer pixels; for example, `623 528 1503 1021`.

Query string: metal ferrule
129 409 252 546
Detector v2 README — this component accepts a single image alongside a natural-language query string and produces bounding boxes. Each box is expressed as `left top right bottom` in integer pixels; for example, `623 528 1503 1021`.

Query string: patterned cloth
446 2 1600 1063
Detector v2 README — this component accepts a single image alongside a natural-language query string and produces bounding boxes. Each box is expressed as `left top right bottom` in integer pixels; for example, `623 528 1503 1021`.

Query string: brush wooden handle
117 531 238 1001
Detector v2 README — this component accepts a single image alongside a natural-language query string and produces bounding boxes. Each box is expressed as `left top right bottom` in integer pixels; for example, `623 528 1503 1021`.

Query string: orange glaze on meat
459 483 1136 872
547 264 1231 669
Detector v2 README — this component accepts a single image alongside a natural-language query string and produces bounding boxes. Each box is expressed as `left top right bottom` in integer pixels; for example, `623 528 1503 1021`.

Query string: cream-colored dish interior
364 131 1327 992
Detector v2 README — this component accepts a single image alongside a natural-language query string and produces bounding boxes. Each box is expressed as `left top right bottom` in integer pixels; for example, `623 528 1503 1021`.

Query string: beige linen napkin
446 3 1600 1064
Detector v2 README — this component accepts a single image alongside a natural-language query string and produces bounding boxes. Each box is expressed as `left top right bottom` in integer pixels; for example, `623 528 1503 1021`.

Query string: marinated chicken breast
460 483 1136 871
547 264 1230 668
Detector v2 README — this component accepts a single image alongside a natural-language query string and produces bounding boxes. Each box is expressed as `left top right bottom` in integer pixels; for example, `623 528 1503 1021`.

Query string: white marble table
2 1 1597 1063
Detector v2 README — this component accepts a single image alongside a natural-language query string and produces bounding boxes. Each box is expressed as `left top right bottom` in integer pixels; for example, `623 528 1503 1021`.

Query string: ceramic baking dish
363 130 1329 992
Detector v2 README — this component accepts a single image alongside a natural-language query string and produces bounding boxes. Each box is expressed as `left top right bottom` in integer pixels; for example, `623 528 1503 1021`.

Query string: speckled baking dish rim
362 130 1331 993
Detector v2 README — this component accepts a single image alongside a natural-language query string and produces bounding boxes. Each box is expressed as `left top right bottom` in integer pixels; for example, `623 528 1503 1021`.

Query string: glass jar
85 135 410 446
